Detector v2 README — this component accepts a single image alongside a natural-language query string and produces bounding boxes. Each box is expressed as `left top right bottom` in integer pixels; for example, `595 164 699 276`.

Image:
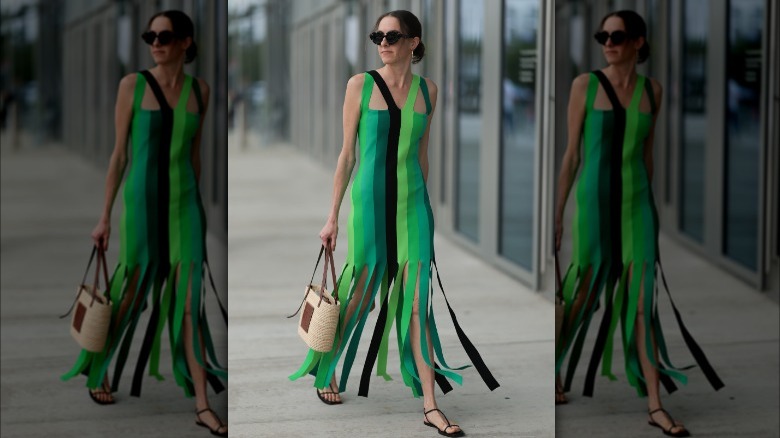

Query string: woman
61 11 227 437
289 10 499 438
554 10 723 437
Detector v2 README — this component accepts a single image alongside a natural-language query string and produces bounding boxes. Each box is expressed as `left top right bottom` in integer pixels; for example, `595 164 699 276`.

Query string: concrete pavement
226 143 555 438
0 141 228 438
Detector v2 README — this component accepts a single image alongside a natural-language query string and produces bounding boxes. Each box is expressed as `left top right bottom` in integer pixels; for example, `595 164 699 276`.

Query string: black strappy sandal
648 408 691 437
316 384 343 405
195 408 228 437
423 408 465 437
88 385 115 405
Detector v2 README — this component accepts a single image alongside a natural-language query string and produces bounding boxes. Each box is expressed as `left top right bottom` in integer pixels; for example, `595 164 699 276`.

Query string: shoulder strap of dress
592 70 623 111
140 70 170 110
419 76 432 115
360 72 374 112
585 73 599 110
191 76 204 115
643 76 657 115
367 70 398 111
133 72 147 112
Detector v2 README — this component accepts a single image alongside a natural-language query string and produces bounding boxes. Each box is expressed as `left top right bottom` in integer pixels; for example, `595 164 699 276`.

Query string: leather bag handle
60 245 110 319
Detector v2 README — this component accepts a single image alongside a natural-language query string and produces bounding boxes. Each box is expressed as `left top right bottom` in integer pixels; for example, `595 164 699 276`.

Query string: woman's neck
379 63 413 88
151 63 185 88
604 62 637 89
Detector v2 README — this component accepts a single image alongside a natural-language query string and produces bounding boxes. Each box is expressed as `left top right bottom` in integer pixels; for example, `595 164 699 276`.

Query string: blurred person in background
554 10 723 437
288 10 499 438
60 10 227 437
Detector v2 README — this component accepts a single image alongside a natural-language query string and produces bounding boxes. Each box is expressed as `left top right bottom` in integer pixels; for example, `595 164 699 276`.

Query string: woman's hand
92 219 110 251
319 220 338 251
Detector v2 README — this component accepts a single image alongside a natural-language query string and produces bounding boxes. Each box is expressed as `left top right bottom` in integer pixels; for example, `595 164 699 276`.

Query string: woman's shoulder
347 73 366 89
189 76 210 95
572 72 592 89
421 76 438 95
644 76 662 95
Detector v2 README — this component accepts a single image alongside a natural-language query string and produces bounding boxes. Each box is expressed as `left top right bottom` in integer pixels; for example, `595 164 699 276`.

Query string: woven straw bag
288 245 340 352
60 246 112 353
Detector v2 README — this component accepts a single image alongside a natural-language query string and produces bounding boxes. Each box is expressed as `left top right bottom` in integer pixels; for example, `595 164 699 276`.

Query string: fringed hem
289 258 499 398
555 259 723 397
62 259 228 397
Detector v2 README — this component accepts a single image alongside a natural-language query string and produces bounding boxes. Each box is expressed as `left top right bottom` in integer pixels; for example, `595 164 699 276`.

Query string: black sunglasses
369 30 410 45
594 30 629 46
141 30 177 46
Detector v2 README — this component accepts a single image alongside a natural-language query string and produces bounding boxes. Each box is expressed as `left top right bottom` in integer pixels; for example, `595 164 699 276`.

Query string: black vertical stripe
368 70 400 281
133 70 173 397
583 71 626 396
358 70 402 397
593 71 626 282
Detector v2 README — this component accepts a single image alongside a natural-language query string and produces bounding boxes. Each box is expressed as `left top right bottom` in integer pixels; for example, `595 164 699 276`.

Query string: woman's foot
555 374 568 405
648 408 690 437
195 407 228 437
316 374 342 404
88 376 115 405
423 406 464 437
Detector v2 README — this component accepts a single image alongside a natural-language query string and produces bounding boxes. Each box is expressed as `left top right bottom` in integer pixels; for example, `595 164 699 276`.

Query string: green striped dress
290 71 499 397
62 71 227 397
556 71 723 397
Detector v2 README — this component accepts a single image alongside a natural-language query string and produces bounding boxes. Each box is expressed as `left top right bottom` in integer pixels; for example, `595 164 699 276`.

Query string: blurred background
555 0 779 296
1 0 228 236
228 0 556 291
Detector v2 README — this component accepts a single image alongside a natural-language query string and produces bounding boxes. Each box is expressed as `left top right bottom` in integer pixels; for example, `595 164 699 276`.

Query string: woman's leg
318 267 375 403
408 262 463 435
632 263 686 435
180 263 227 435
556 267 595 403
90 267 143 403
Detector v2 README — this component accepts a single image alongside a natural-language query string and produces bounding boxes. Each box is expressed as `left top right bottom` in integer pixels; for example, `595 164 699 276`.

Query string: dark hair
148 10 198 64
374 10 425 64
599 10 650 64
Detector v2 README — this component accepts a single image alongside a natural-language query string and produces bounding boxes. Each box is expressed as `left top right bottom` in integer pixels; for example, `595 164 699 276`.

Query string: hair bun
413 41 426 64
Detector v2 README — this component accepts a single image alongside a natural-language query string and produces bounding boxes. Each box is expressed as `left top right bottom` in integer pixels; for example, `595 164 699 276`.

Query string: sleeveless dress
62 71 227 397
556 71 723 397
290 71 499 397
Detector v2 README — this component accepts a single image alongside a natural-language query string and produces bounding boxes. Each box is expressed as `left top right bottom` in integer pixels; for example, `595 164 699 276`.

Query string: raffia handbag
288 245 340 353
60 246 112 353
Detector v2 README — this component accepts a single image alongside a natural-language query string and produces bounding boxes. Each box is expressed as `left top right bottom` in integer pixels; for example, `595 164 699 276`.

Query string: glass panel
500 0 538 269
724 0 763 270
679 0 708 243
456 0 483 243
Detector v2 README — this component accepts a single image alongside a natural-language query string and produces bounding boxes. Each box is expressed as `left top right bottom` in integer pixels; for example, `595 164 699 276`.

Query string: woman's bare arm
191 78 210 183
92 74 136 249
643 78 663 183
319 74 364 250
554 73 589 250
417 78 438 183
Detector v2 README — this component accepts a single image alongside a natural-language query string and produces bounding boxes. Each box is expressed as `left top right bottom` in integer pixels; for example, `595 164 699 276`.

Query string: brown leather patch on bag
73 302 87 333
301 302 314 333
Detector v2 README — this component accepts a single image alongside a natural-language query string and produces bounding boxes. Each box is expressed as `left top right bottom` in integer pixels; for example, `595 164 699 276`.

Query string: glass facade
500 0 538 268
679 0 708 242
724 0 763 270
455 0 483 243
